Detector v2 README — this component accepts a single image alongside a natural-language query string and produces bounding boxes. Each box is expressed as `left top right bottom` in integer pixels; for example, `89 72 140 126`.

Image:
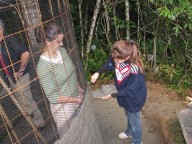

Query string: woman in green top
36 23 83 136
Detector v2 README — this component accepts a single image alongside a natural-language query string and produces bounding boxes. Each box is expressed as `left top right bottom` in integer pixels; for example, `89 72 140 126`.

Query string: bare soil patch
90 80 187 144
143 81 186 143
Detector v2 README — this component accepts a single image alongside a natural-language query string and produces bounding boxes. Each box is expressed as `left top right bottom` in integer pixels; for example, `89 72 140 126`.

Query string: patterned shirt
115 62 139 85
37 47 79 104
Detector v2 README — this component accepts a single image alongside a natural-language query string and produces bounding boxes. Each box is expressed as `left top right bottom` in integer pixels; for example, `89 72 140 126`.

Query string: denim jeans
124 109 142 144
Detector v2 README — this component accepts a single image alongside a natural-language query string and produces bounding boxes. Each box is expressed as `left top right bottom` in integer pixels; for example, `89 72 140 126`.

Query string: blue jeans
124 109 142 144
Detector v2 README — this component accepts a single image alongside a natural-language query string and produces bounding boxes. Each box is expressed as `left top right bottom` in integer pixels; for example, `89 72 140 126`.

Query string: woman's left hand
75 96 83 104
57 96 83 104
78 86 84 96
102 94 111 100
14 71 24 79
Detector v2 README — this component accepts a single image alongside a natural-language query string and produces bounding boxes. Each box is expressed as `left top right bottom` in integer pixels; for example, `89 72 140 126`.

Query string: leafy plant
169 119 185 144
152 0 192 35
83 46 113 82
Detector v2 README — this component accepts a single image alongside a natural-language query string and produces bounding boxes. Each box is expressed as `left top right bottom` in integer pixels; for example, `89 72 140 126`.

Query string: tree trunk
78 0 84 58
136 0 140 42
103 0 111 46
17 0 42 47
153 17 160 73
84 0 89 36
113 0 119 40
153 35 157 72
86 0 101 54
125 0 130 40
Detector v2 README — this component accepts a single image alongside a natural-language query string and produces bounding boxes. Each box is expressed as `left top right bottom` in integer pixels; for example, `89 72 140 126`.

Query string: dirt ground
90 81 187 144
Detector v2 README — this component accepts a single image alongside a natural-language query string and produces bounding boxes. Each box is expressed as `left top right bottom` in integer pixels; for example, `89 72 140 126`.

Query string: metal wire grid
0 0 86 143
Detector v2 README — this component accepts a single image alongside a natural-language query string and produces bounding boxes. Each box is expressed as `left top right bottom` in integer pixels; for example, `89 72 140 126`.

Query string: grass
169 119 185 144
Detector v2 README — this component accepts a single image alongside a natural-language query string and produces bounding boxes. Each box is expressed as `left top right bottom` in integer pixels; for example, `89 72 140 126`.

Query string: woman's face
114 58 126 64
113 57 129 64
48 33 64 50
56 34 64 47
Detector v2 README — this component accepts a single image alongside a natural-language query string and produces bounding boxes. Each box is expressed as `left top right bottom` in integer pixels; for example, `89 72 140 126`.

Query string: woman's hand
101 94 111 100
91 72 99 83
57 96 83 104
14 71 24 79
75 96 83 104
78 86 84 96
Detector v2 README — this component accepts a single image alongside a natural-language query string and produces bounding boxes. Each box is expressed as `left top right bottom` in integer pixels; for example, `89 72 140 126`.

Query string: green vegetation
69 0 192 96
83 44 114 82
68 0 192 142
169 119 185 144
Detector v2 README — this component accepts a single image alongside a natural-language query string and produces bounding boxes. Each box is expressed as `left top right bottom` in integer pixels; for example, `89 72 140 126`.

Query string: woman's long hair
111 39 144 73
35 23 62 43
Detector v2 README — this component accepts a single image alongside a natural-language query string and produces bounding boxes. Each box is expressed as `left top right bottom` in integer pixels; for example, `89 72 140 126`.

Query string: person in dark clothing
0 19 45 128
91 39 147 144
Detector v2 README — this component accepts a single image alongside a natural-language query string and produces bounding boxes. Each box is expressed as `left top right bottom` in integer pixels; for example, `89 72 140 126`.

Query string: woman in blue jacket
91 39 147 144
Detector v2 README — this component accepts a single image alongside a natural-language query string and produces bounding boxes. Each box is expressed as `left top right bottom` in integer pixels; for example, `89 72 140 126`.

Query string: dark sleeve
7 36 28 55
97 57 115 74
111 92 118 97
114 74 140 97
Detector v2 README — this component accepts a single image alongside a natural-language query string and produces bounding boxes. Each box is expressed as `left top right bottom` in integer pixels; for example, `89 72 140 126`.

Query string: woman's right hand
75 96 83 104
57 96 83 104
91 72 99 83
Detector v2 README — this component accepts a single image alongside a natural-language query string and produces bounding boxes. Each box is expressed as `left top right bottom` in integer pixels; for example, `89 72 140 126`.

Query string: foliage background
68 0 192 96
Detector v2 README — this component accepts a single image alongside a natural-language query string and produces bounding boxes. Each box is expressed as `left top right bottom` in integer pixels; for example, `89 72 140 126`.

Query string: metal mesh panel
0 0 86 143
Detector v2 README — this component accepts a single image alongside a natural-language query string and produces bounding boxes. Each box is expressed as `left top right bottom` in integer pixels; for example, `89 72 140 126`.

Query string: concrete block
92 89 104 98
101 84 117 95
91 84 117 98
177 108 192 144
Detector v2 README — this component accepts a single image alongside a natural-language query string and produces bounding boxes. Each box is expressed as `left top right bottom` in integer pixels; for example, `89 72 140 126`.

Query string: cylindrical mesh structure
0 1 103 144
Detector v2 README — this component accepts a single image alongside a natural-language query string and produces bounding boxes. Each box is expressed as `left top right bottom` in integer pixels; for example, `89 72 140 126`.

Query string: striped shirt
115 62 139 85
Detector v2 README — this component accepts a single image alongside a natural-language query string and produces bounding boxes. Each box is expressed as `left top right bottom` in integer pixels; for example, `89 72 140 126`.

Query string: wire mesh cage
0 0 86 143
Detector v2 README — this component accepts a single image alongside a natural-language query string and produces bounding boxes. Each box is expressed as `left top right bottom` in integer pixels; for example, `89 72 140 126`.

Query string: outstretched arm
91 72 99 83
91 57 114 83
